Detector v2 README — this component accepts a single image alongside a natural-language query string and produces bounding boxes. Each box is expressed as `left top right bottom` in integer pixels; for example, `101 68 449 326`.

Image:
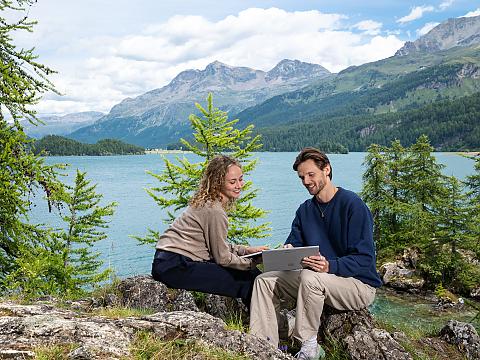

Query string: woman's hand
245 245 269 254
302 255 329 273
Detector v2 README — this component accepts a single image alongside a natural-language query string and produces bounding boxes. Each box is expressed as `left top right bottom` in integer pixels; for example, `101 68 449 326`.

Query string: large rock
320 307 413 360
471 286 480 299
0 302 292 360
112 275 247 321
115 275 199 312
439 320 480 360
379 259 425 292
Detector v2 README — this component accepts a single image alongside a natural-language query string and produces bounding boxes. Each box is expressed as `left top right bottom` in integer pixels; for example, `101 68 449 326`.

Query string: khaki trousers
249 269 376 346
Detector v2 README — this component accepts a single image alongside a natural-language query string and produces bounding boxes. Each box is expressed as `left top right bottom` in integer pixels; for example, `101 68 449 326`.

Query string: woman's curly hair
190 155 241 209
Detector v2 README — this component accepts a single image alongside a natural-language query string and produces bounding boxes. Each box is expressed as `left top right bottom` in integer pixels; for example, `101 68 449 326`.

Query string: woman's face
220 165 244 202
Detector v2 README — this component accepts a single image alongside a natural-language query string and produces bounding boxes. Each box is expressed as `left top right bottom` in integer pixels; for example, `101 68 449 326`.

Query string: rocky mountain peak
205 60 231 72
266 59 330 82
396 15 480 56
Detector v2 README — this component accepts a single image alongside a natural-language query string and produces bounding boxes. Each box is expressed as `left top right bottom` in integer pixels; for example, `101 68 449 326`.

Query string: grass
34 343 79 360
375 318 441 340
91 306 155 319
127 331 251 360
224 311 247 332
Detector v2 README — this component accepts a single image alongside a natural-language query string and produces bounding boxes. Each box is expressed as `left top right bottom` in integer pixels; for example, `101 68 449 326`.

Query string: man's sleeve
328 201 375 277
284 209 304 247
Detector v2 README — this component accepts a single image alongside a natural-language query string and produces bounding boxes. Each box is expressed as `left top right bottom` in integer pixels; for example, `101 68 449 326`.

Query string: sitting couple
152 148 382 360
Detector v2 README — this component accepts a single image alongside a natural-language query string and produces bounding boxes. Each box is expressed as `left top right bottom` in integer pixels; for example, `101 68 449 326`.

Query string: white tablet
262 246 319 272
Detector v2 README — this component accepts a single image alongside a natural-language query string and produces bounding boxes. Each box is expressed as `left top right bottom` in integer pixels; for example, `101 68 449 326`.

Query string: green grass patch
92 306 155 319
128 331 251 360
224 311 247 332
34 343 79 360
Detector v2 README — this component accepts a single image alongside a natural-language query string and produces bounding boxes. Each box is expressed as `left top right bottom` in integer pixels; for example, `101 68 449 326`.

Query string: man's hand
245 245 269 254
302 255 329 273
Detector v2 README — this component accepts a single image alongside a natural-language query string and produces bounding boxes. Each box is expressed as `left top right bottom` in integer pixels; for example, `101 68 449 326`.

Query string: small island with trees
32 135 145 156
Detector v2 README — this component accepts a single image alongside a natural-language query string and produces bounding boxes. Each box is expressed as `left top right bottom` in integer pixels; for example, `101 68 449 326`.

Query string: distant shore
145 149 193 154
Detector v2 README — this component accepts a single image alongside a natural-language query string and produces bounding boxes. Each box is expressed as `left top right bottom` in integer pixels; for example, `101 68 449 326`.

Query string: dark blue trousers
151 249 261 306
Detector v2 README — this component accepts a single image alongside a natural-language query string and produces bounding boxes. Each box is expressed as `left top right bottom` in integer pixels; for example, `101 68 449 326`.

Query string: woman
151 155 267 306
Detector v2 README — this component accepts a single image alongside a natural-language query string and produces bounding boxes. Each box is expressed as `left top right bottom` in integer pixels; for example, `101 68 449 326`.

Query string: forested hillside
32 135 145 156
259 91 480 152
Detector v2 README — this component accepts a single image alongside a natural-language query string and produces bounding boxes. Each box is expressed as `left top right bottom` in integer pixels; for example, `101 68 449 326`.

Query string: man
249 147 382 360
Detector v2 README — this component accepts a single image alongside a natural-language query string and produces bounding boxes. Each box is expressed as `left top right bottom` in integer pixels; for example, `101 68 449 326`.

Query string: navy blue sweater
285 187 382 288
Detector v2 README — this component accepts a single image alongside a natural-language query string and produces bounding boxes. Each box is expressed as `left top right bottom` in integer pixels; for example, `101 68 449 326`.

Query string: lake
31 152 476 278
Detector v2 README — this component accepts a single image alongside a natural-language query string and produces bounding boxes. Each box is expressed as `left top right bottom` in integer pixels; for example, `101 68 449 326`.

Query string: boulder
202 293 248 321
319 306 413 360
0 302 292 360
379 262 424 292
112 275 249 321
115 275 199 312
470 286 480 299
439 320 480 360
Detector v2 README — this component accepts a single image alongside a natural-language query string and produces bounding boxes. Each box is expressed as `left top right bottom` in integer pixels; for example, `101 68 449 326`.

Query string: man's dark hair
293 147 333 180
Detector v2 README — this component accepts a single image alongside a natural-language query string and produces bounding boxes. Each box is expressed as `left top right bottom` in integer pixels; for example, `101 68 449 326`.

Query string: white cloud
397 6 435 24
462 8 480 17
417 22 440 36
353 20 383 35
35 7 403 114
439 0 455 11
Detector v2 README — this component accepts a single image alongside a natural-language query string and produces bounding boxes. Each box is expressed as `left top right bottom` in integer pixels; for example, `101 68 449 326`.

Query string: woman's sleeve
205 207 253 270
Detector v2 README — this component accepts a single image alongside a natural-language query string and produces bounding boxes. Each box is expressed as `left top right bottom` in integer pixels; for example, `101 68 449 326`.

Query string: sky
10 0 480 115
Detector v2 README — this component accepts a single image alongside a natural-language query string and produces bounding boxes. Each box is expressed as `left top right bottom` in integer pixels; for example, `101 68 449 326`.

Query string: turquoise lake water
31 152 476 278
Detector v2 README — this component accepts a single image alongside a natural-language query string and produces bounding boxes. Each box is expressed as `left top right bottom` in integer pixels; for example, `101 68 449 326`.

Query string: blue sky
13 0 480 115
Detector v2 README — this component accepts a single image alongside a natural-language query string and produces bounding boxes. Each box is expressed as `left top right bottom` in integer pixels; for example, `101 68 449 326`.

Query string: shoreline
145 149 193 154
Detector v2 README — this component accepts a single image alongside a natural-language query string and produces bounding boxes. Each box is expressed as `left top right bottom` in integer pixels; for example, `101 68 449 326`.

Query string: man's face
297 159 330 196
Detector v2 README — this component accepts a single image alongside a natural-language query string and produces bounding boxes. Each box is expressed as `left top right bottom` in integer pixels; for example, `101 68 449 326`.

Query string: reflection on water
370 288 480 335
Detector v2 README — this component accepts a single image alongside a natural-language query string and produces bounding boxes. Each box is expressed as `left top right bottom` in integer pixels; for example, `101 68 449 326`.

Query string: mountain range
68 59 330 148
33 15 480 151
22 111 104 139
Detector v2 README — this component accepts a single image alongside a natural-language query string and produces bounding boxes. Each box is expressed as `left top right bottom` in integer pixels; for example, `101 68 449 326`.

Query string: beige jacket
155 201 253 270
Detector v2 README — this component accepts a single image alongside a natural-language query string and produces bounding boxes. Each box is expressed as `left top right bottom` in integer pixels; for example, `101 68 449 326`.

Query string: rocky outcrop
320 307 413 360
379 252 425 292
109 275 247 321
2 275 474 360
115 276 416 359
0 302 292 360
440 320 480 360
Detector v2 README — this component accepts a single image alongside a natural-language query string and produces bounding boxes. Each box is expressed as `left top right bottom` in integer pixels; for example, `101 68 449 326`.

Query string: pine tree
5 170 117 297
137 93 270 245
0 0 62 288
423 176 480 293
464 154 480 260
361 143 389 250
54 170 117 295
399 135 448 253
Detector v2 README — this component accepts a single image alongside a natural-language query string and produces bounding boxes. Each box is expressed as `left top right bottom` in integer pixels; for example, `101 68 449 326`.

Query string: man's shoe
294 339 326 360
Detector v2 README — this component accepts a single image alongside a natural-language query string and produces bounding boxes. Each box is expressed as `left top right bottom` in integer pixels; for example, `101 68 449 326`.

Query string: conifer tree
138 93 270 245
0 0 62 287
424 176 480 293
54 170 117 294
464 154 480 258
399 135 447 252
361 144 389 248
6 170 117 297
